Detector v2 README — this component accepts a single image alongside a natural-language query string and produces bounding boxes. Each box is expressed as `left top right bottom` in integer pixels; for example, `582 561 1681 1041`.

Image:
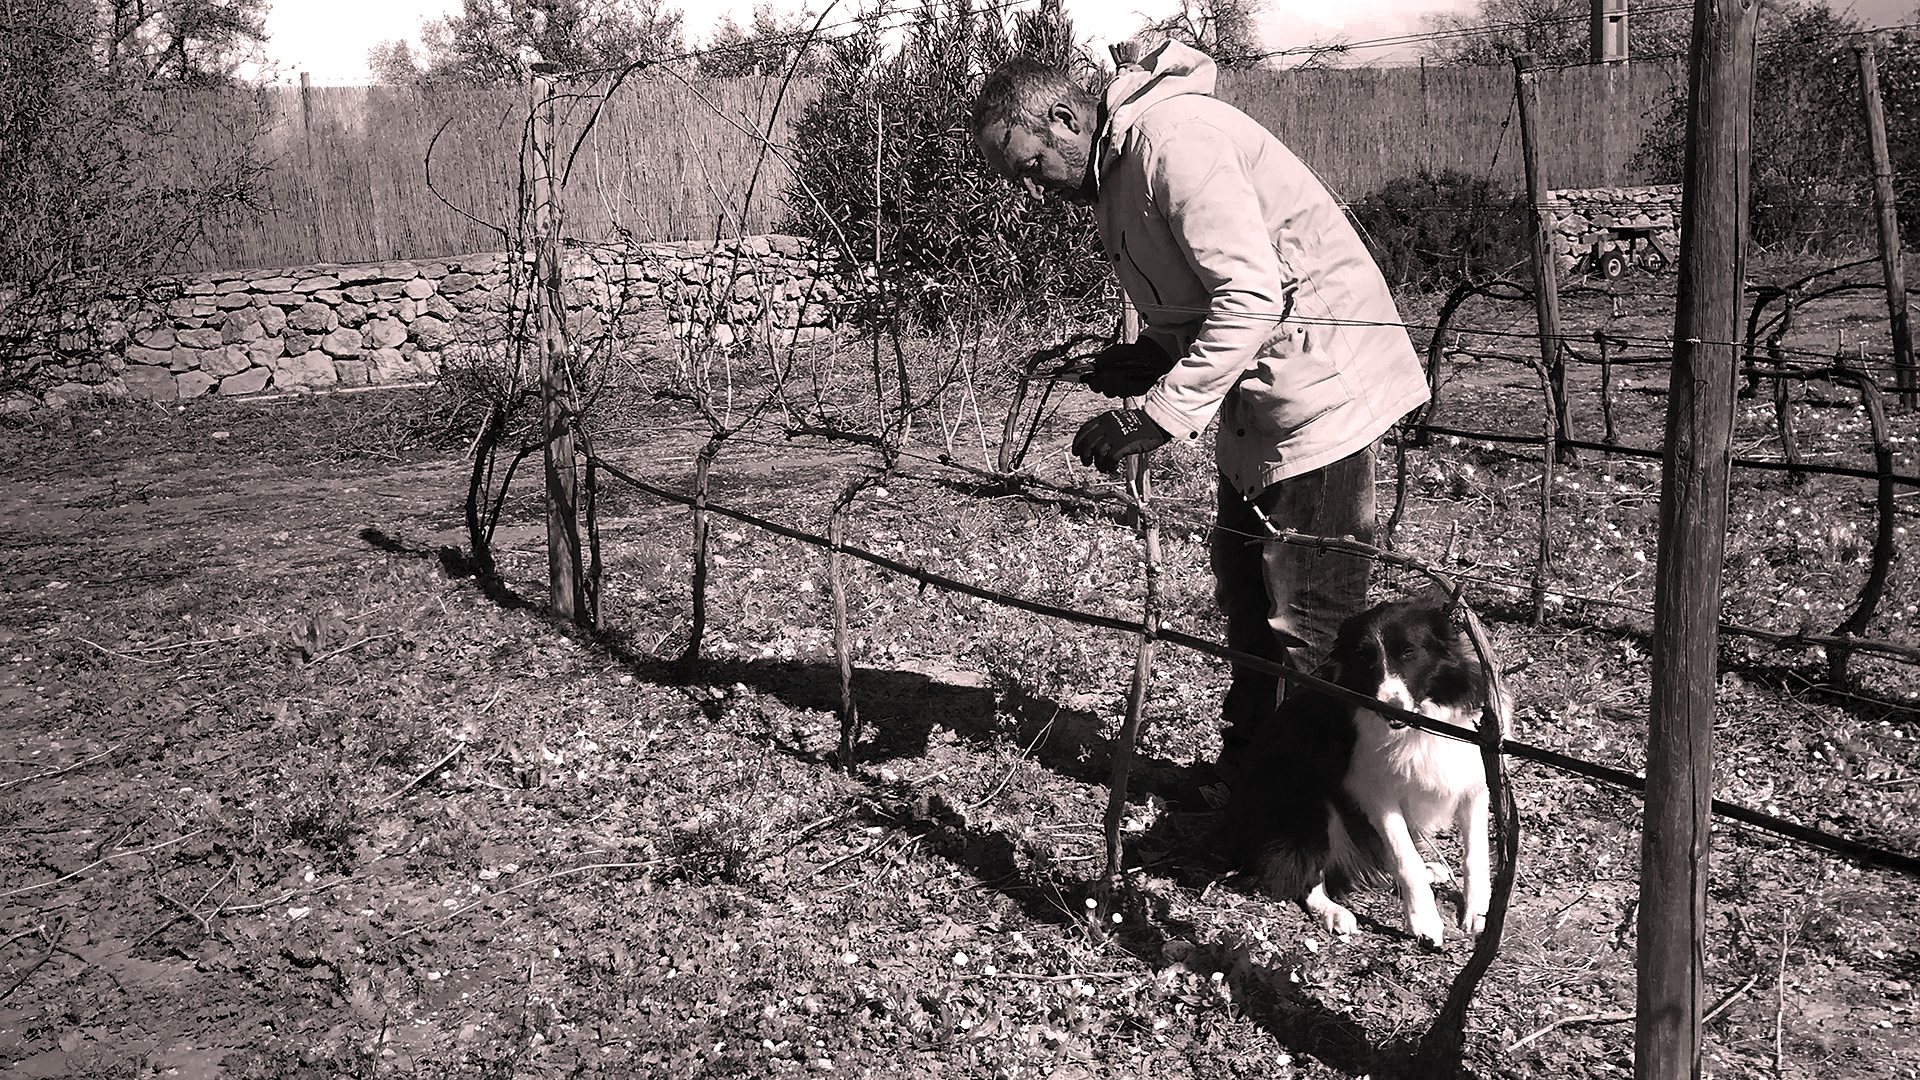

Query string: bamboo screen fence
157 62 1686 273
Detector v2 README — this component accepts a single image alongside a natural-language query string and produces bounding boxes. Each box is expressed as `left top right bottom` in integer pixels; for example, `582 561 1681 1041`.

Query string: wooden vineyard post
1856 41 1917 411
1513 54 1576 465
1598 332 1619 446
830 501 861 766
1102 293 1159 899
530 65 586 626
1638 3 1757 1079
679 444 715 666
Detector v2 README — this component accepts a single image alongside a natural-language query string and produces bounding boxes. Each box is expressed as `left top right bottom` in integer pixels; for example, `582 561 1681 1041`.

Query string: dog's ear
1412 574 1457 606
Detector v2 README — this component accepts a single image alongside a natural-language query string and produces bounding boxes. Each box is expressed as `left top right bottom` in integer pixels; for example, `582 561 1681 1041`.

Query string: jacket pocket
1232 325 1353 436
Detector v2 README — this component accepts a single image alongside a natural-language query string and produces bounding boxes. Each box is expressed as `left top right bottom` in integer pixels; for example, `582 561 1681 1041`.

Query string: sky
259 0 1919 86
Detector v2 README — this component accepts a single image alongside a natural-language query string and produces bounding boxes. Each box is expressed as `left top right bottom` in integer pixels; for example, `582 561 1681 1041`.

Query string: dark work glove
1082 338 1176 398
1072 409 1171 473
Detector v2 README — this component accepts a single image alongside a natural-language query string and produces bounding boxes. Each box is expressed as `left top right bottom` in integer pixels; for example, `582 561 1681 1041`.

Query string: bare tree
1420 0 1689 67
1 0 267 398
1134 0 1270 68
368 0 687 86
101 0 271 85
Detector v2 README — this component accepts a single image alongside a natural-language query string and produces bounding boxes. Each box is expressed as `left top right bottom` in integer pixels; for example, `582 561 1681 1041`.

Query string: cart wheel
1599 249 1627 280
1638 247 1669 274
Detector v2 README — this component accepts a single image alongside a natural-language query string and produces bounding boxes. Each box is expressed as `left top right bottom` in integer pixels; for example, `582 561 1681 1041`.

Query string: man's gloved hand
1082 338 1176 398
1072 409 1171 473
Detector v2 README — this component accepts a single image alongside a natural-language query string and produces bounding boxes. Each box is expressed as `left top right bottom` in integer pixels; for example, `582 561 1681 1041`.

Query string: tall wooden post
531 64 585 625
1512 54 1576 464
1856 41 1917 410
1637 2 1757 1078
299 72 314 169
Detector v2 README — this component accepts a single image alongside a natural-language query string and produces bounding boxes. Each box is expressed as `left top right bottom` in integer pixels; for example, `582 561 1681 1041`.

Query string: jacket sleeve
1135 122 1291 444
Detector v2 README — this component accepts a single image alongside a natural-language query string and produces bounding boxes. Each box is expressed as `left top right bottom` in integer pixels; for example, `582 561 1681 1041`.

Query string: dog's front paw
1423 859 1454 885
1305 884 1357 939
1408 908 1446 948
1320 904 1358 939
1459 906 1488 938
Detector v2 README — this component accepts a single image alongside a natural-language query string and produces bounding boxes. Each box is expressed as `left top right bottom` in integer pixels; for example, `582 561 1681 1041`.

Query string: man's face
977 104 1095 205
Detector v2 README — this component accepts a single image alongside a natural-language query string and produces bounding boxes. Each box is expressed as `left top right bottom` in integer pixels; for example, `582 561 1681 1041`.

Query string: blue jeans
1209 445 1376 770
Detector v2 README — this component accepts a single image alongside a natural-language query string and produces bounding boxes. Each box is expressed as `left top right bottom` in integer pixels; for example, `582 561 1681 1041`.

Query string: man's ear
1048 101 1082 135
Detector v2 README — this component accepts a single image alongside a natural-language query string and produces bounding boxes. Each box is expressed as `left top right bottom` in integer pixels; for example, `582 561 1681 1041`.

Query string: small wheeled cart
1583 224 1670 279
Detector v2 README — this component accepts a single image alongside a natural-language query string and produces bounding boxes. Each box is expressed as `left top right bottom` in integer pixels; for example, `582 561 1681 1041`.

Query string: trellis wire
585 454 1920 881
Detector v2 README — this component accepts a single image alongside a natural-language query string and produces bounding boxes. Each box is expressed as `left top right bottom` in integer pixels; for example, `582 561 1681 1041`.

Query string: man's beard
1054 137 1097 205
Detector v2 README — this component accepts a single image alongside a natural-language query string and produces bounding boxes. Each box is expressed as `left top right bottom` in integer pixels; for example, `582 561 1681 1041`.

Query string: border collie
1225 595 1511 947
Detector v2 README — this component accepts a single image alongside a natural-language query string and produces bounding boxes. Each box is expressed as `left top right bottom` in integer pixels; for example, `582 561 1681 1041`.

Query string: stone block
261 291 304 307
367 348 415 382
125 344 173 366
258 305 287 335
222 309 265 344
166 297 199 319
123 365 178 401
335 265 386 285
220 367 271 395
403 278 435 299
397 298 418 321
135 325 177 349
290 302 334 332
216 292 253 310
295 275 340 292
319 328 364 357
424 295 459 320
169 348 197 372
177 328 224 349
419 263 449 279
282 331 314 357
439 272 479 294
333 360 370 387
204 344 253 378
366 317 407 349
371 281 406 300
251 276 298 292
409 315 453 348
268 353 337 389
344 285 378 304
176 371 217 399
335 301 368 328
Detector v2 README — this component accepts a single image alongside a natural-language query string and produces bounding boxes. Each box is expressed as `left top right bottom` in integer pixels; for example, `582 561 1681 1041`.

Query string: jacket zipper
1119 233 1162 306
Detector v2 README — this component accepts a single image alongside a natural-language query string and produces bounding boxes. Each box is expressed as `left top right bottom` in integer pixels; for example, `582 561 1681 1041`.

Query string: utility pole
1592 0 1630 64
1637 1 1758 1077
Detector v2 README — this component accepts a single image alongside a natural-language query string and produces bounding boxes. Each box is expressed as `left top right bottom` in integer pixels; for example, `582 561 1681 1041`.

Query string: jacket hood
1101 40 1219 146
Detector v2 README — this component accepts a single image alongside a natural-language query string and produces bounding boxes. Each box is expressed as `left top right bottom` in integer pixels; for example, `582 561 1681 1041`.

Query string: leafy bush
1347 169 1529 290
781 0 1113 325
1633 1 1920 251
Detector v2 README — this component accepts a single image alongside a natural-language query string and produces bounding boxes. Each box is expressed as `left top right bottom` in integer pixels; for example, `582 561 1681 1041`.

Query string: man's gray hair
969 57 1095 140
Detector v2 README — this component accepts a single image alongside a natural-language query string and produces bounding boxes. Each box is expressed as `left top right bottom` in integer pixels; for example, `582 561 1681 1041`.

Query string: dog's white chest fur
1346 692 1487 838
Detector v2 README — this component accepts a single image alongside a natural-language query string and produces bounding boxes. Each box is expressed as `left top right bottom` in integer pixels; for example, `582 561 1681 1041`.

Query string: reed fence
157 61 1687 273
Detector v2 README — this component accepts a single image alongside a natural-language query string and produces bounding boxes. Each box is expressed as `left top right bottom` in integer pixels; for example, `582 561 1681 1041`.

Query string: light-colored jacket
1096 41 1429 496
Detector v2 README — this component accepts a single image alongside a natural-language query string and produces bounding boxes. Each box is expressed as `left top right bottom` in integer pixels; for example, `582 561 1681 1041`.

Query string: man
970 42 1430 781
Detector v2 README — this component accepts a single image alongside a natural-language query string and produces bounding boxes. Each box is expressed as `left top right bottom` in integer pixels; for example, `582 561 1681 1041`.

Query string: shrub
1347 169 1529 290
781 0 1112 326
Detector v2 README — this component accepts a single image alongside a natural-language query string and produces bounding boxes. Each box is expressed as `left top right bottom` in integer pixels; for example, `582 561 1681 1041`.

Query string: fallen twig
1506 973 1760 1053
0 745 121 791
382 741 466 806
308 632 400 665
388 860 661 940
0 829 206 901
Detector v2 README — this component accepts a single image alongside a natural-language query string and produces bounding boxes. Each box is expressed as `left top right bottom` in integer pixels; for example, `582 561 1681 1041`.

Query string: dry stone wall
16 235 853 411
1546 184 1683 277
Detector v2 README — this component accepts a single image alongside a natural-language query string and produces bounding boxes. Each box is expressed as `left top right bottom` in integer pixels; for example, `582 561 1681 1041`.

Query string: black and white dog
1225 596 1511 947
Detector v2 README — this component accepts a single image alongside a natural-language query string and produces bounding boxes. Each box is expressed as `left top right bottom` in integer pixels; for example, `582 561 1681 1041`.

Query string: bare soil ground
2 263 1918 1079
